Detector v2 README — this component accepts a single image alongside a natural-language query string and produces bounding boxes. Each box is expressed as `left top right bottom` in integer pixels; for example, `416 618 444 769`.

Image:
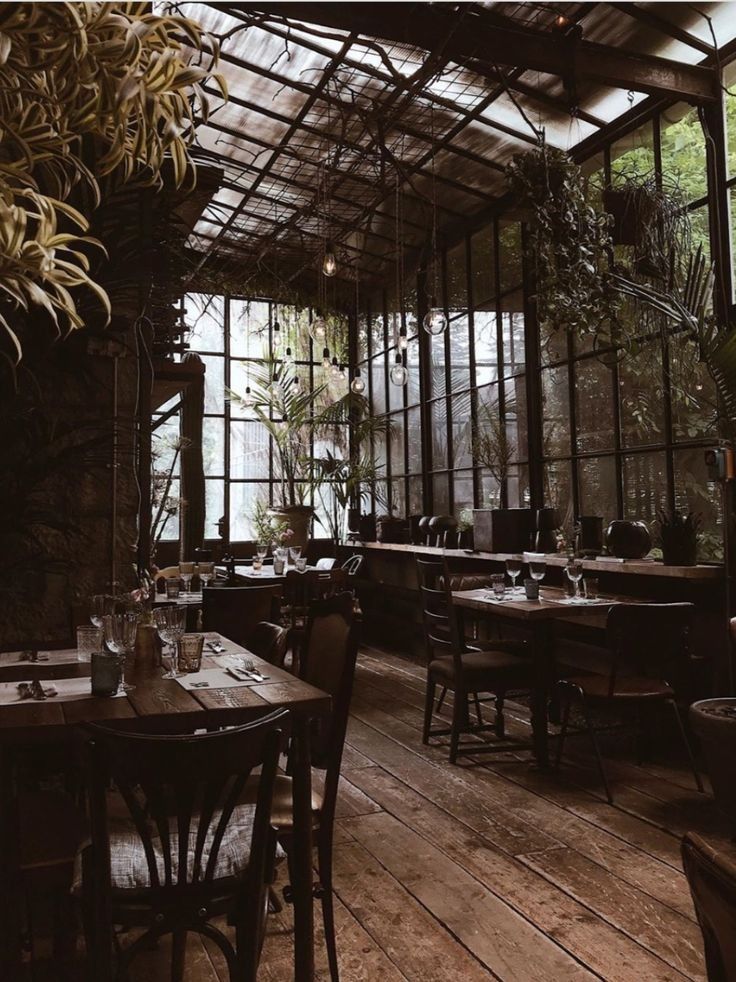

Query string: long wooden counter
352 541 723 580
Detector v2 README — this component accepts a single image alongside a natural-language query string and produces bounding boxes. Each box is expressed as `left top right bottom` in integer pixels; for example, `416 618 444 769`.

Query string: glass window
541 365 571 458
430 332 447 398
619 345 664 448
230 299 269 358
575 357 615 452
454 471 474 514
430 399 449 470
390 415 405 476
432 473 450 514
445 241 468 314
371 358 386 416
610 120 655 184
623 451 668 527
578 456 618 523
201 355 225 414
660 104 707 203
471 228 495 306
474 309 498 385
451 393 473 469
186 294 224 352
673 448 723 561
407 407 422 473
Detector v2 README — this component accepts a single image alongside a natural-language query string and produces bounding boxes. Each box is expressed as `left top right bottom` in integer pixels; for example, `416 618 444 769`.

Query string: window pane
204 479 225 540
481 468 500 509
506 376 528 461
230 420 269 480
156 477 179 542
432 473 450 514
623 451 667 527
201 355 225 414
673 448 723 561
540 322 568 366
230 483 265 541
449 314 471 390
471 227 495 306
541 365 570 457
543 460 573 527
406 336 421 405
610 120 655 185
371 358 386 415
371 309 385 354
230 299 269 358
454 471 474 515
507 464 530 509
451 393 473 468
619 346 664 448
202 417 225 477
408 476 423 515
474 309 498 386
431 400 449 469
660 104 707 203
579 456 617 523
407 407 422 473
502 308 525 377
575 358 614 452
389 479 406 518
390 415 405 476
446 241 468 314
670 333 718 441
186 294 224 352
430 332 447 398
498 221 522 293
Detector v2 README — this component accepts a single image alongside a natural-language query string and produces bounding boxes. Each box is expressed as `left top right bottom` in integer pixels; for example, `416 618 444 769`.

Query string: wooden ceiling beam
235 2 719 101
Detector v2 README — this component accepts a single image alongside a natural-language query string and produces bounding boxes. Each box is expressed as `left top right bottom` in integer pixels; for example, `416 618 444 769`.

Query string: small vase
604 520 651 559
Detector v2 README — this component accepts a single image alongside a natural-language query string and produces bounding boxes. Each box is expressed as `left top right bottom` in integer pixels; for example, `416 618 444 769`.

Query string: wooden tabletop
451 587 621 622
0 635 330 744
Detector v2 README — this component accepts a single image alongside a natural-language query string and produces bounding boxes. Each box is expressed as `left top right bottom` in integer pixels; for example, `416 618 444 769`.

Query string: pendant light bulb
310 314 327 343
322 346 331 369
399 329 408 351
322 242 337 278
330 355 340 378
242 385 255 409
293 375 300 389
283 345 294 366
390 352 408 387
272 318 281 351
423 301 448 336
350 367 366 395
339 363 347 380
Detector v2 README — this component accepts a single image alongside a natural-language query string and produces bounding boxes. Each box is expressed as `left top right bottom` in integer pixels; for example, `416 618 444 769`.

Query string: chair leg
450 686 464 764
423 680 436 744
318 832 339 982
171 929 187 982
495 692 505 738
555 691 571 770
268 885 283 913
580 698 613 804
670 700 705 793
436 687 447 713
473 692 484 726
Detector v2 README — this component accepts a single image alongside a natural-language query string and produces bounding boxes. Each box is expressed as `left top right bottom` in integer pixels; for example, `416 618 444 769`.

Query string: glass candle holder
77 625 103 663
491 573 505 597
178 634 204 673
91 651 121 697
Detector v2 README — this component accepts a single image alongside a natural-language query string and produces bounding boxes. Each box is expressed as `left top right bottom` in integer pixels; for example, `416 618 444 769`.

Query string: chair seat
564 674 674 700
241 773 322 832
72 802 284 893
429 648 532 688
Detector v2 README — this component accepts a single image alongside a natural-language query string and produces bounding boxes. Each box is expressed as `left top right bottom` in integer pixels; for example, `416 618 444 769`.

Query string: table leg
530 622 554 769
290 716 315 981
0 752 22 979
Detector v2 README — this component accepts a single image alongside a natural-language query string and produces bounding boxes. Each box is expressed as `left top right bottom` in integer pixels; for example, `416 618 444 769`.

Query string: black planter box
473 508 533 553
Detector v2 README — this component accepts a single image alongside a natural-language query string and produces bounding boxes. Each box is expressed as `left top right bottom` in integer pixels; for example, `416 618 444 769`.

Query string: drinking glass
179 562 195 595
566 558 584 598
252 557 263 573
165 578 181 600
198 561 215 591
178 634 204 673
295 557 307 572
153 606 187 679
505 556 523 593
289 546 302 566
529 559 546 583
103 612 138 692
583 577 600 600
90 594 112 628
77 625 103 663
491 573 506 598
273 557 285 576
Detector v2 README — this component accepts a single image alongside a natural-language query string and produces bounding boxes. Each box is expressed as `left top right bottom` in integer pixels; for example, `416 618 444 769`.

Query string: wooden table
0 635 330 981
451 588 619 768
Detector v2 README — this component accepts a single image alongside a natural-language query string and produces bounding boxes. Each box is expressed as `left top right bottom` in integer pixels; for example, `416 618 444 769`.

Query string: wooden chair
79 711 289 982
247 621 289 667
247 593 359 982
555 603 704 803
202 585 282 649
281 571 320 671
317 568 350 598
418 558 533 763
682 832 736 982
341 555 364 577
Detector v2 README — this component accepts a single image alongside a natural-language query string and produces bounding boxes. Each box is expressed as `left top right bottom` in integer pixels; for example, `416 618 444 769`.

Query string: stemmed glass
102 612 138 692
256 542 268 562
153 606 187 679
566 558 584 600
505 556 523 594
179 562 195 596
90 594 113 628
529 559 546 585
289 545 302 567
198 561 215 591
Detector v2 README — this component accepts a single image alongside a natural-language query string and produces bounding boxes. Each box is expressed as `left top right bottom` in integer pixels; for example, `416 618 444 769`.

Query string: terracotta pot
268 505 314 549
690 700 736 834
604 520 651 559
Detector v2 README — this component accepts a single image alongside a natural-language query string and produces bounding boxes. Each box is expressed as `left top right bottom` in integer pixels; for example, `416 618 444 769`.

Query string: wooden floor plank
342 812 597 981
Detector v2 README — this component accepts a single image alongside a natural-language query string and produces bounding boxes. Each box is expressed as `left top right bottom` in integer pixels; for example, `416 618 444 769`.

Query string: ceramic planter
268 505 314 549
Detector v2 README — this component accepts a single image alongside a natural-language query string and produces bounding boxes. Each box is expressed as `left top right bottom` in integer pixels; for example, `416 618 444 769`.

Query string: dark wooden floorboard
55 644 710 981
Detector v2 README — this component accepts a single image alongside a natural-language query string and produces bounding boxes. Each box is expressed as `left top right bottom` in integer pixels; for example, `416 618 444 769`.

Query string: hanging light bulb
272 317 282 352
283 345 294 366
423 298 448 336
242 385 255 409
330 355 340 378
399 328 408 351
390 352 408 387
293 374 300 389
322 346 331 369
351 367 366 395
339 363 347 380
322 241 337 277
310 313 327 343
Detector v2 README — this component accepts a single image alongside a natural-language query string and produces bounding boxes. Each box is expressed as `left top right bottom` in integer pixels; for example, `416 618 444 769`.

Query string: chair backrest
682 832 736 982
315 557 337 571
305 538 336 565
202 585 282 648
341 554 364 576
84 711 287 901
247 621 289 667
605 602 694 693
317 568 350 598
282 570 320 616
300 593 359 828
416 557 444 590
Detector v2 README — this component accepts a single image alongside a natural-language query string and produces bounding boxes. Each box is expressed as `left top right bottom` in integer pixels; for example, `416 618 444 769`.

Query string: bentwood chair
419 558 533 763
78 711 288 982
341 554 364 577
203 585 282 649
682 832 736 981
246 592 359 981
555 603 704 803
247 621 289 668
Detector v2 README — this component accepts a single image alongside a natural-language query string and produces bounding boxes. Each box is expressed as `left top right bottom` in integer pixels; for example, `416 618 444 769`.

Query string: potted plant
457 509 474 550
657 508 700 566
690 700 736 835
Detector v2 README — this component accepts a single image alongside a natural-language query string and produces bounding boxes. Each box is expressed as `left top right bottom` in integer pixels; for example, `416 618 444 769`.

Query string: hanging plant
506 143 620 339
0 2 227 367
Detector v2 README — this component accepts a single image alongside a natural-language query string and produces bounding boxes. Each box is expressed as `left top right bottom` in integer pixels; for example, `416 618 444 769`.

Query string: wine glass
198 561 215 591
566 558 584 599
90 594 112 628
153 606 187 679
505 556 523 593
289 545 302 566
179 562 195 596
529 559 546 584
256 542 268 562
103 612 138 692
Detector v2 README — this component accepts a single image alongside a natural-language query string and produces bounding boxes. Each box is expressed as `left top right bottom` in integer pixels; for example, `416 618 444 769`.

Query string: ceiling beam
609 3 715 58
235 2 719 101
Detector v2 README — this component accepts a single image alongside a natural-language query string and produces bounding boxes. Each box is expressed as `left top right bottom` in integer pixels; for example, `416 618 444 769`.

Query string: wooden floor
86 645 729 980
